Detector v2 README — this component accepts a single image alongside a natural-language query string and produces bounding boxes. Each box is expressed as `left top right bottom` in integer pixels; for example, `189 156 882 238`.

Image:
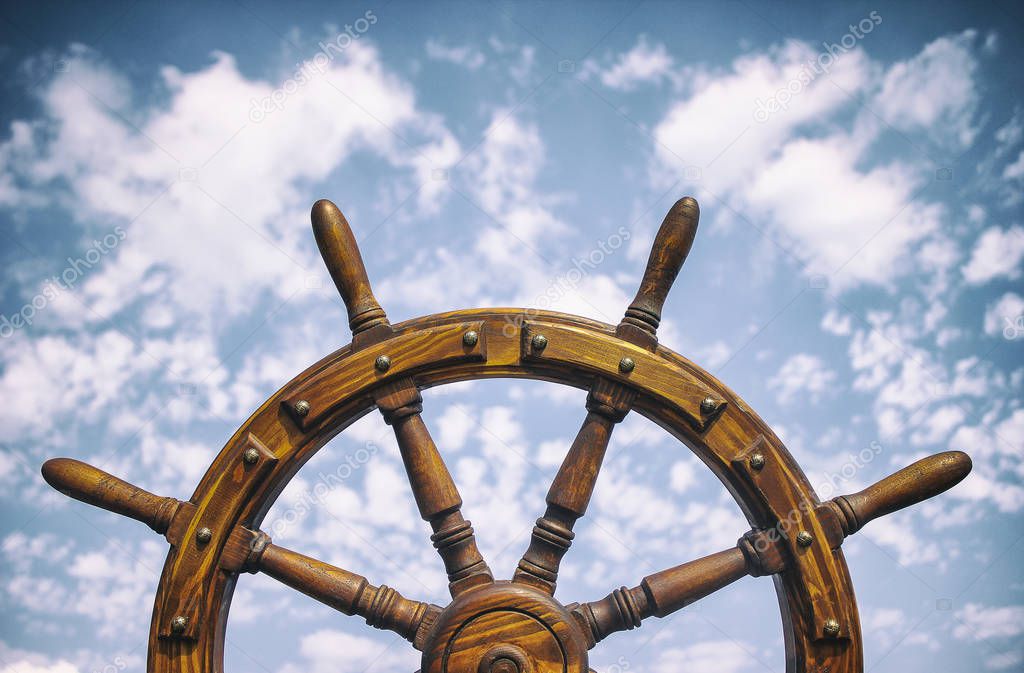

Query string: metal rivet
749 453 766 470
823 618 841 637
242 447 260 465
293 399 310 418
796 531 814 547
375 355 391 372
531 334 548 351
171 615 187 634
700 396 718 415
196 527 213 544
619 357 635 373
462 330 479 347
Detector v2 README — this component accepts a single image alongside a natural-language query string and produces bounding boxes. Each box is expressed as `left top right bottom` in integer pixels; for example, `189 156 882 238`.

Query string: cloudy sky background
0 1 1022 672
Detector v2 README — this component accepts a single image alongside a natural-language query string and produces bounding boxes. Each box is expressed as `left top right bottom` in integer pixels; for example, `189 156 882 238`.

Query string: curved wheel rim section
147 308 863 673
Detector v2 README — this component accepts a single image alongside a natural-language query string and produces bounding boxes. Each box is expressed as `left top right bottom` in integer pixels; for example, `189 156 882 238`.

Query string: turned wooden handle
835 451 972 535
311 199 389 335
41 458 179 534
574 530 783 646
620 197 700 336
258 542 435 644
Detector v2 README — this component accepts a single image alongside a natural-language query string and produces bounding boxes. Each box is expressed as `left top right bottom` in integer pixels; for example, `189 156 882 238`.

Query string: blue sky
0 1 1022 672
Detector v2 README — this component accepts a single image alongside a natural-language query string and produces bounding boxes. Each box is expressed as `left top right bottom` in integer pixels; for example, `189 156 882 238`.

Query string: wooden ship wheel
41 196 973 673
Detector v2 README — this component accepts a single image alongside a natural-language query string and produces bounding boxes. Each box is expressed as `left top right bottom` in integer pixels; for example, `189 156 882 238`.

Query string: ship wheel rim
145 307 861 673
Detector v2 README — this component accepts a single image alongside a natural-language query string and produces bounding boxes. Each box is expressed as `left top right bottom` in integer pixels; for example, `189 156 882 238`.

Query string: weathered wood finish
375 380 493 595
571 529 786 646
254 541 440 644
38 198 974 673
514 199 699 595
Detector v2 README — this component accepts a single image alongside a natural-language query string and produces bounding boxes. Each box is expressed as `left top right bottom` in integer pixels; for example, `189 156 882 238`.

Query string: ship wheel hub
422 582 587 673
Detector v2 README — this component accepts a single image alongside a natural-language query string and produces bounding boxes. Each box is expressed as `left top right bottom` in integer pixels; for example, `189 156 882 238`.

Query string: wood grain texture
42 458 181 535
255 541 440 645
572 529 786 646
311 199 389 336
420 582 588 673
375 379 493 596
617 196 699 342
833 451 971 535
38 305 972 673
516 201 700 595
281 320 487 431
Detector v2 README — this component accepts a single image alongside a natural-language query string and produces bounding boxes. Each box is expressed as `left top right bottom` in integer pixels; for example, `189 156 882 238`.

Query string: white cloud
650 35 969 290
0 662 77 673
862 512 943 567
435 403 474 451
746 136 940 287
598 37 675 90
1004 150 1024 181
768 353 838 404
653 639 755 673
873 30 980 148
0 40 459 330
983 292 1024 337
425 39 485 70
963 226 1024 284
669 459 697 492
953 603 1024 641
280 629 417 673
821 309 852 336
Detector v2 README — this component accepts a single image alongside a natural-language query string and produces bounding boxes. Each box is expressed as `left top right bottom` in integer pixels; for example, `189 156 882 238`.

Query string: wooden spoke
570 530 784 647
815 450 972 546
572 450 974 646
376 380 494 596
37 194 979 672
513 379 634 592
312 200 493 597
41 458 441 646
42 457 181 534
616 196 700 345
311 199 390 339
514 198 701 594
241 535 440 647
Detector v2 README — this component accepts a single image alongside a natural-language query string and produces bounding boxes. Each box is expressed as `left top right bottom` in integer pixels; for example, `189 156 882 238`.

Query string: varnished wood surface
38 197 973 673
46 308 872 673
311 199 389 335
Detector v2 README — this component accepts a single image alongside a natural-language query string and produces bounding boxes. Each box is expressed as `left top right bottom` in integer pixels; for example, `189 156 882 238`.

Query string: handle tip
309 198 390 336
673 196 699 216
941 450 973 485
41 457 74 492
619 196 701 340
311 198 342 229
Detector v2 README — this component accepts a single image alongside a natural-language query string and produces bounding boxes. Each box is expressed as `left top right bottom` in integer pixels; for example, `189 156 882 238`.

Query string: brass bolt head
700 396 718 414
531 334 548 351
242 447 260 465
619 357 636 373
823 618 841 637
196 527 213 544
462 330 479 347
796 530 814 547
293 399 310 418
750 453 766 470
375 354 391 372
170 615 187 634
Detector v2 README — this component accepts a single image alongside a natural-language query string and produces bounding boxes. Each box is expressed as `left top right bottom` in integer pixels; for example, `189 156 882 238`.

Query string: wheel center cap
421 582 588 673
